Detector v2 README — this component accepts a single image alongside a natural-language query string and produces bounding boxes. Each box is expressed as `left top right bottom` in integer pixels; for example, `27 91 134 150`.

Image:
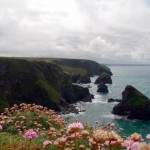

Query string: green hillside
0 58 94 112
4 57 112 76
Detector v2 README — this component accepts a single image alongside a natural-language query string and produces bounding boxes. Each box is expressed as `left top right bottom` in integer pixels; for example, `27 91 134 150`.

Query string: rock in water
73 85 94 102
107 98 121 103
94 72 112 84
97 83 108 93
112 85 150 120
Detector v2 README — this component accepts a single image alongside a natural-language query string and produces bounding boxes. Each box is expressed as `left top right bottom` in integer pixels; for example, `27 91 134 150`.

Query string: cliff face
112 85 150 120
0 58 92 112
53 59 112 76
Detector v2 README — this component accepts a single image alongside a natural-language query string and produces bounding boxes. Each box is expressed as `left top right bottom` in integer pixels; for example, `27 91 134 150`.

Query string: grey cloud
0 0 150 63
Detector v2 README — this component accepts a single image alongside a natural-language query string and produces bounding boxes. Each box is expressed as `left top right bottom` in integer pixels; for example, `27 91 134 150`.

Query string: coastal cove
63 65 150 138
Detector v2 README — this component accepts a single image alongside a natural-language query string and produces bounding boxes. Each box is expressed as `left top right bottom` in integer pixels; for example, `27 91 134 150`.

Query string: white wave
102 114 127 120
102 114 116 119
90 76 98 83
91 94 107 103
77 111 85 115
94 94 101 99
92 100 107 104
62 113 77 117
62 111 85 118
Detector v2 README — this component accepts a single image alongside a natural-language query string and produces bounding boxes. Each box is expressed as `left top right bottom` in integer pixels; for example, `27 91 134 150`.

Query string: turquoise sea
63 65 150 139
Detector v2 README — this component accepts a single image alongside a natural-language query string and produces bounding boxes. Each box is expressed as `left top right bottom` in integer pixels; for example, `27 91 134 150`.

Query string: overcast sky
0 0 150 63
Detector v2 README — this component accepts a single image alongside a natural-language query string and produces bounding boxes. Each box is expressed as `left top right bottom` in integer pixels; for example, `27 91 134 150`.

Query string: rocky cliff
0 58 93 112
53 59 112 75
52 59 112 83
112 85 150 120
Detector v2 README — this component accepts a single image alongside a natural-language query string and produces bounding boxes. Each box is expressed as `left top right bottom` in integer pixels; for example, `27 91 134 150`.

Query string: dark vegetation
0 57 111 112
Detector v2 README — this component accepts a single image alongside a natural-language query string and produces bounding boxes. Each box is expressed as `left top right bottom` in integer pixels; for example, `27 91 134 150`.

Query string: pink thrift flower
104 140 110 146
40 132 46 137
105 140 116 146
110 141 117 145
131 142 141 150
122 140 134 150
43 140 52 148
0 125 2 133
110 123 115 127
89 138 97 147
54 141 59 146
23 129 38 139
146 134 150 140
119 128 124 132
0 125 2 130
67 122 84 133
71 132 80 140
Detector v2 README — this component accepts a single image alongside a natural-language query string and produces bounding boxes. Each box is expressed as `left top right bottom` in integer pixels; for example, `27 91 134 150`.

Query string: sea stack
112 85 150 120
94 72 112 84
97 83 109 93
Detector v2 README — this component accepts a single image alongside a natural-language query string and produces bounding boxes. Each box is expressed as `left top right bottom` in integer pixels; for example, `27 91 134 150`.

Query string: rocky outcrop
112 85 150 120
0 58 93 112
107 98 121 103
71 75 91 83
73 85 94 102
97 83 108 93
94 72 112 84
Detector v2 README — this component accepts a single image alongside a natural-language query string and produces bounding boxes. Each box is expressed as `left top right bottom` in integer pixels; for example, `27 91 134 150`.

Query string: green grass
100 72 110 78
0 133 45 150
0 57 68 111
7 59 30 75
1 57 111 79
2 57 88 76
24 58 88 76
129 90 148 108
61 65 87 75
24 57 54 63
36 79 62 103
